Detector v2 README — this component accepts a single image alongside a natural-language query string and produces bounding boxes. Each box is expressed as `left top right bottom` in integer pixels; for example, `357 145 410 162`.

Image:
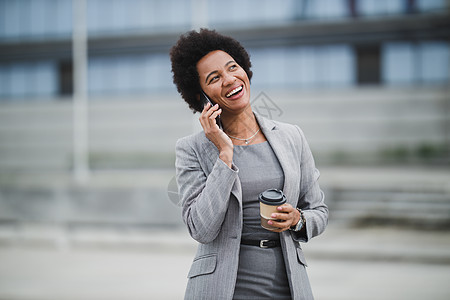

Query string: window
382 41 449 85
358 0 404 16
419 42 449 83
0 61 57 99
417 0 446 12
88 53 172 95
249 45 355 89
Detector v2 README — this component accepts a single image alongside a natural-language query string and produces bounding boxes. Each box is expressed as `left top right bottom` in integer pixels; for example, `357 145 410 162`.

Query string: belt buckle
259 239 270 248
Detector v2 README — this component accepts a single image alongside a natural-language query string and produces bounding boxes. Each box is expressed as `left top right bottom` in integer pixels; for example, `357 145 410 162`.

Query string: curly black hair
170 28 253 113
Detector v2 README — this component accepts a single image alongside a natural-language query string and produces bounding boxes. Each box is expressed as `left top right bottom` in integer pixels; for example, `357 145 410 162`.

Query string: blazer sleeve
175 136 239 244
291 126 329 243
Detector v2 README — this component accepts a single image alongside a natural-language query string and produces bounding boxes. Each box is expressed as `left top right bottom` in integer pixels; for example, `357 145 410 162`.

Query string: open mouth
225 85 243 98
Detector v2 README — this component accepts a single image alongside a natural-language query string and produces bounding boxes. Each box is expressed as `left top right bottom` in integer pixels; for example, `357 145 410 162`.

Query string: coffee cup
259 188 286 231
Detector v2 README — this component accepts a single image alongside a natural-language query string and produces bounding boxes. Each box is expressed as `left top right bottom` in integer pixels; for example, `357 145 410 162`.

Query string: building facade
0 0 449 171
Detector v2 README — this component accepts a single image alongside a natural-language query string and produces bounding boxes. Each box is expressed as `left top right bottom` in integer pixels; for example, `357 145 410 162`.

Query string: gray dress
232 141 292 300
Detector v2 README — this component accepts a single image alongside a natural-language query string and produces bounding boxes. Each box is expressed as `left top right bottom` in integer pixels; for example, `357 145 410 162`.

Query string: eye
229 64 238 71
208 75 219 84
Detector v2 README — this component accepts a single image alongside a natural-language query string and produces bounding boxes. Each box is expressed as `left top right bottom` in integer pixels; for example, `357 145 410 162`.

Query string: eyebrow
205 60 236 84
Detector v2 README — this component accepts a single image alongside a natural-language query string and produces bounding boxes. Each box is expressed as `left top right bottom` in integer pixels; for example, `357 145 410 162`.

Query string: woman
170 29 328 300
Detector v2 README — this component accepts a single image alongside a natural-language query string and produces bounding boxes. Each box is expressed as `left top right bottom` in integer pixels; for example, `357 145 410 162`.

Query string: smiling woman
196 50 251 121
170 29 253 113
170 29 328 300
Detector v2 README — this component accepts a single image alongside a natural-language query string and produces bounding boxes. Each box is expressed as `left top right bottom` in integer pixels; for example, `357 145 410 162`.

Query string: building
0 0 450 241
1 0 449 172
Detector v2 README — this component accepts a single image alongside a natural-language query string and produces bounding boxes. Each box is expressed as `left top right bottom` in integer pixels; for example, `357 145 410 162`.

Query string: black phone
201 91 222 129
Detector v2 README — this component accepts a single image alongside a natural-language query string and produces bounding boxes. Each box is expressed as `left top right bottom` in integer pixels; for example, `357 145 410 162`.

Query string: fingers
200 103 221 131
210 107 222 121
272 204 295 219
267 204 296 232
267 219 291 232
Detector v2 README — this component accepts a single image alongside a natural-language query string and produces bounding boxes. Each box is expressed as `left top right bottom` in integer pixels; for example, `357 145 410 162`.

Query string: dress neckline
234 140 268 148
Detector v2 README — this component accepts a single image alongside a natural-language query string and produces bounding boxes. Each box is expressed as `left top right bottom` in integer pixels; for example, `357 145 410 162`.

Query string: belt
240 239 281 249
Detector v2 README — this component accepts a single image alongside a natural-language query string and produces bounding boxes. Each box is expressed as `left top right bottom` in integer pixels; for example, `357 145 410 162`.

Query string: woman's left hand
267 203 300 232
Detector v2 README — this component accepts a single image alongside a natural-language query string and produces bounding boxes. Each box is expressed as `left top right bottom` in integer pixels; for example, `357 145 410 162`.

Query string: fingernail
277 206 282 210
271 213 277 218
268 220 273 225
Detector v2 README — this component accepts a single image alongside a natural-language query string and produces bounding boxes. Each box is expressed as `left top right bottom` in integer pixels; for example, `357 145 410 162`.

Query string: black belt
241 239 281 249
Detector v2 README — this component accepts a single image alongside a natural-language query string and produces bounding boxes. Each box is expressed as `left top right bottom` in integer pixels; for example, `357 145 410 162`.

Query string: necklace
226 128 261 145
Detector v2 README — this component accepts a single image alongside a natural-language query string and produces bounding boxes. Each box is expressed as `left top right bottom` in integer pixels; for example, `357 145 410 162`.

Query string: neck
221 106 259 138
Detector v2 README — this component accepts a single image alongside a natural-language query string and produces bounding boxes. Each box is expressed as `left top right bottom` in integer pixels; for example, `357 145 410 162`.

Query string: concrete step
328 188 450 228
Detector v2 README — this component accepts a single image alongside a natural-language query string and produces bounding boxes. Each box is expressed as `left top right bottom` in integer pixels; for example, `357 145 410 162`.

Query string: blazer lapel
255 113 297 206
199 113 298 207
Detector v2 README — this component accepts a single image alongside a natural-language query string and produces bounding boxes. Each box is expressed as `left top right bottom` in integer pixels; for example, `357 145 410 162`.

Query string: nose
222 71 235 86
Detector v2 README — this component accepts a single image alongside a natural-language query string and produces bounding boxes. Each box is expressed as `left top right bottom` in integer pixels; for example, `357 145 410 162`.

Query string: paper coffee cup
259 189 286 231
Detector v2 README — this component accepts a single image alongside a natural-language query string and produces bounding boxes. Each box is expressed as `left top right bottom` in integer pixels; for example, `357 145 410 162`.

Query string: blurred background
0 0 449 299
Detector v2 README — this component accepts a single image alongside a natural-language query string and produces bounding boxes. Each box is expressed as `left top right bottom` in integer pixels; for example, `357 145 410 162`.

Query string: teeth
226 86 243 98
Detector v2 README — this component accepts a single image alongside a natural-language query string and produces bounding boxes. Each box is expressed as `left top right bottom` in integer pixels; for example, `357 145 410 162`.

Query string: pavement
1 165 449 299
1 223 450 300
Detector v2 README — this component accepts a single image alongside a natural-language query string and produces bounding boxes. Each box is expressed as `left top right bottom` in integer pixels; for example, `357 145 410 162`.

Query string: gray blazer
175 113 328 300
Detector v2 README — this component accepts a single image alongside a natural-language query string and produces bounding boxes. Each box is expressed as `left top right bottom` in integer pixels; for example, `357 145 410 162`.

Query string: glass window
385 0 404 14
0 64 9 98
417 0 446 12
323 45 355 86
283 47 305 86
419 42 449 83
208 0 232 25
55 0 72 36
115 0 129 30
42 0 57 36
126 0 144 30
87 0 101 33
30 0 46 36
0 0 72 39
86 0 191 34
248 48 288 88
314 0 347 19
151 53 173 90
141 0 156 29
0 61 57 99
382 41 449 85
249 44 355 89
359 0 403 16
34 61 58 96
127 56 147 90
152 0 189 29
10 63 29 97
88 53 172 95
89 57 116 94
0 1 5 38
382 42 417 84
17 0 32 37
209 0 296 26
146 55 159 90
89 0 114 34
3 0 20 38
297 46 318 87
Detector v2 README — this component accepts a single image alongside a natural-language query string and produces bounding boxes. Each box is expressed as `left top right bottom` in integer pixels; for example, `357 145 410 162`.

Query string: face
196 50 250 114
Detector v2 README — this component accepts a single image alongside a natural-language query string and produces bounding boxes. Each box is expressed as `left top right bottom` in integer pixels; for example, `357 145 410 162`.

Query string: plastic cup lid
259 188 286 205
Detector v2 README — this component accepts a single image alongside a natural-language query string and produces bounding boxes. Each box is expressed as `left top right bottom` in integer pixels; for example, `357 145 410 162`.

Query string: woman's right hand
199 103 233 167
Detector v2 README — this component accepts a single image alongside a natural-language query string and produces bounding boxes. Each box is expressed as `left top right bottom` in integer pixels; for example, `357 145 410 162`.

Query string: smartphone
201 91 222 129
